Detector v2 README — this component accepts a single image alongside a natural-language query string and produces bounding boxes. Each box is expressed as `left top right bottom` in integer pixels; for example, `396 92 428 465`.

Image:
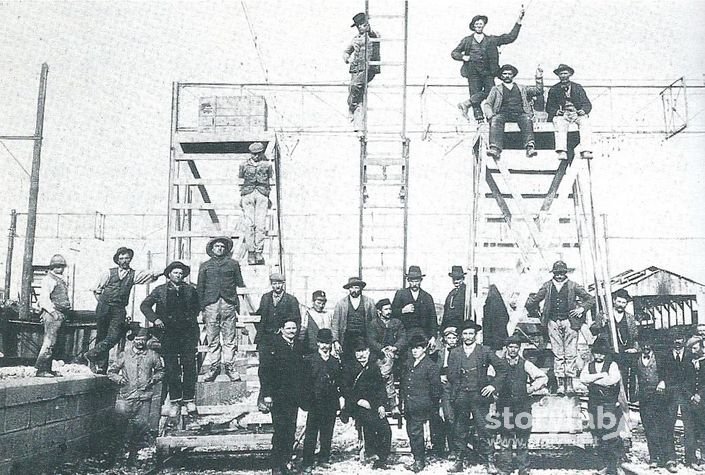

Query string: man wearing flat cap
483 63 544 159
442 265 468 331
546 64 593 160
525 260 594 395
300 290 333 355
197 236 246 382
343 12 380 130
141 261 200 413
255 272 301 352
239 141 273 265
392 265 438 349
86 247 160 374
332 276 377 367
368 297 407 412
452 8 525 123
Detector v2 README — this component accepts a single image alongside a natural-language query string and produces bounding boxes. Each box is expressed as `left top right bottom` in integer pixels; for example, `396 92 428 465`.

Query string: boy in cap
141 261 200 413
197 236 245 382
255 272 301 351
239 141 273 265
546 64 593 160
402 335 442 472
35 254 71 377
301 328 343 473
343 12 380 130
300 290 333 354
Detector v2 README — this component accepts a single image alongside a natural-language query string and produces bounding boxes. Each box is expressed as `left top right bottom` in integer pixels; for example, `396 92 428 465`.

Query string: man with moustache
367 298 407 412
35 254 71 377
442 266 467 331
546 64 593 160
392 266 438 348
300 290 333 355
525 260 595 395
255 273 301 352
332 277 377 367
635 340 669 469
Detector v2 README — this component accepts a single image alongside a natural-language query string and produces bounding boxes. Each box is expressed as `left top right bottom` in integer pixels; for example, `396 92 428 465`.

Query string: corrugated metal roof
588 266 705 293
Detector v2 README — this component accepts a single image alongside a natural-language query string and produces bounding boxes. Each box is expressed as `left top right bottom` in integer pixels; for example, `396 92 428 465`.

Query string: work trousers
438 382 456 454
451 390 493 461
553 114 592 154
488 112 535 152
348 69 377 115
466 72 496 120
664 389 699 464
302 407 337 466
377 353 397 406
89 302 128 373
202 297 238 369
35 310 66 372
496 432 530 474
161 327 199 402
590 402 623 475
405 410 429 462
547 318 578 378
640 393 670 464
240 190 269 253
355 407 391 462
270 400 299 470
114 397 151 453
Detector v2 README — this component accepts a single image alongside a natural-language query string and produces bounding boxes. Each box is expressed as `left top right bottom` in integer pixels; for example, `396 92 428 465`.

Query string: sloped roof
588 266 705 293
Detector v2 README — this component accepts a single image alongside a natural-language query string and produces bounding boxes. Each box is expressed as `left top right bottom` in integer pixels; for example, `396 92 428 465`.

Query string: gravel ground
0 360 94 380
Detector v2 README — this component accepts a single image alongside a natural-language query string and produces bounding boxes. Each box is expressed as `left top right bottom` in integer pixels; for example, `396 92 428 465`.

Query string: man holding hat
452 8 526 123
197 236 246 382
483 63 544 159
141 261 200 413
255 272 301 352
332 276 377 367
368 297 407 412
300 290 333 354
525 260 595 395
546 64 593 160
35 254 71 377
442 265 468 331
392 265 438 349
343 12 380 129
86 247 160 374
301 328 342 473
239 141 273 265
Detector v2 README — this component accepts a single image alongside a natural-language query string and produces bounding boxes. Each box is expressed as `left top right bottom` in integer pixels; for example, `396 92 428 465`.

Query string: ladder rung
362 244 405 250
361 265 404 272
368 61 403 66
363 180 405 187
365 173 403 181
365 158 405 166
362 204 406 209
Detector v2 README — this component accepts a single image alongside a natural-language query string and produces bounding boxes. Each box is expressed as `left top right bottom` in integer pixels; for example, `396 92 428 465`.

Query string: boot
565 377 575 395
487 145 501 159
447 459 464 473
203 365 220 382
556 377 565 395
224 364 241 381
247 251 256 265
526 143 538 158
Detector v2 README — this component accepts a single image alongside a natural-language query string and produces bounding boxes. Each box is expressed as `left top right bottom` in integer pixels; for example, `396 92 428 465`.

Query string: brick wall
0 375 118 475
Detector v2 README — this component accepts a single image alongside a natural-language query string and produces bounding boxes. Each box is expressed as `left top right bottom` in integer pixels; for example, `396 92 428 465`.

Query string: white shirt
552 279 567 292
93 267 155 294
349 295 361 310
463 342 477 357
39 271 69 313
410 289 420 301
580 360 621 386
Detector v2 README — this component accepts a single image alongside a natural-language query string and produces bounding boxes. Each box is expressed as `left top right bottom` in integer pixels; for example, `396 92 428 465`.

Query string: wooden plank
157 433 272 449
184 160 220 226
196 404 260 415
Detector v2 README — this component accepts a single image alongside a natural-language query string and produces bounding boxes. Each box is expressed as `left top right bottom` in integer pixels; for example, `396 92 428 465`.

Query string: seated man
546 64 593 160
482 64 543 159
367 298 407 412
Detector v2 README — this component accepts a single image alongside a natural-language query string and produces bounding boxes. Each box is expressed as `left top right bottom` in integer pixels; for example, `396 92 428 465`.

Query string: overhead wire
0 140 30 177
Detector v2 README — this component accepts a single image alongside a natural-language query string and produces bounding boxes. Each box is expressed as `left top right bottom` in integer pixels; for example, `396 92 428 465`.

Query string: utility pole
4 210 17 300
19 63 49 320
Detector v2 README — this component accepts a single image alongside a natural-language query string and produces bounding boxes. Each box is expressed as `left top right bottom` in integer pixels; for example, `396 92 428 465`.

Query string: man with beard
332 277 377 367
300 290 333 355
197 236 246 382
525 260 594 395
482 64 543 159
85 247 159 374
259 317 305 475
301 329 342 474
447 320 507 474
442 266 467 331
255 273 301 352
546 64 593 160
392 266 438 348
140 261 200 414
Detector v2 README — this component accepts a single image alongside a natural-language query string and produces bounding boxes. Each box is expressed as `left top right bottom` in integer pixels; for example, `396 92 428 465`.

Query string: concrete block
56 375 96 396
41 420 68 448
64 395 79 419
0 429 32 461
4 379 58 406
47 397 71 423
3 405 30 433
29 400 50 427
195 381 249 405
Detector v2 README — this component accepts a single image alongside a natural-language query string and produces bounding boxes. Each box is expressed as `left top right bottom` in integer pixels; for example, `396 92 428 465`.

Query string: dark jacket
442 283 466 330
525 279 595 331
482 78 544 119
392 288 438 339
342 359 387 414
591 311 639 352
451 23 521 78
367 316 407 360
546 81 592 121
402 355 442 419
140 282 200 330
254 291 302 345
685 358 705 403
447 344 507 402
658 348 695 399
302 352 342 413
258 334 305 405
196 257 244 310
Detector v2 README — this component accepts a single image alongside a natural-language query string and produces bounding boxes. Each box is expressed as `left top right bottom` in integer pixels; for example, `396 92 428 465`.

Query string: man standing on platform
546 64 593 160
140 261 200 413
35 254 71 377
197 236 246 382
525 260 594 395
442 265 467 331
85 247 159 374
239 141 273 265
255 273 301 351
299 290 332 355
331 277 377 367
343 12 380 130
392 266 438 348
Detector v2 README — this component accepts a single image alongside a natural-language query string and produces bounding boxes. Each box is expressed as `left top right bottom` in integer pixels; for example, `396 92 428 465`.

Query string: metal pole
4 210 17 300
19 63 49 321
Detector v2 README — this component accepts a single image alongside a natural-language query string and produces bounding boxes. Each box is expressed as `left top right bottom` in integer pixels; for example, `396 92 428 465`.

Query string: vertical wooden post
4 209 17 299
19 63 49 321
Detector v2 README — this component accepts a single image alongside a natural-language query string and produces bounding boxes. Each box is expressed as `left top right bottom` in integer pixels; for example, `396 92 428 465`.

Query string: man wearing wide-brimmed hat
239 142 273 265
525 260 595 395
392 265 438 348
332 276 377 366
343 12 380 130
442 265 468 331
86 247 160 374
197 236 246 382
141 261 200 413
452 8 526 123
34 254 71 377
254 272 301 351
546 64 593 160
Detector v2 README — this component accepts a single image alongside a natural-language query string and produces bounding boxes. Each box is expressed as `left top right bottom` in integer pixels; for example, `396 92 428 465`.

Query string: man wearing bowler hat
443 265 468 331
35 254 71 377
197 236 246 382
343 12 380 130
452 8 525 123
239 141 273 265
255 272 301 352
392 265 438 348
141 261 200 413
483 63 544 159
546 64 593 160
86 247 160 374
332 276 377 367
525 260 594 395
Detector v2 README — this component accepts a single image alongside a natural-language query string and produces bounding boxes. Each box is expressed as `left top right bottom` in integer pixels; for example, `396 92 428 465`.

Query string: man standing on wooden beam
35 254 71 377
239 142 273 265
546 64 593 160
525 260 595 395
